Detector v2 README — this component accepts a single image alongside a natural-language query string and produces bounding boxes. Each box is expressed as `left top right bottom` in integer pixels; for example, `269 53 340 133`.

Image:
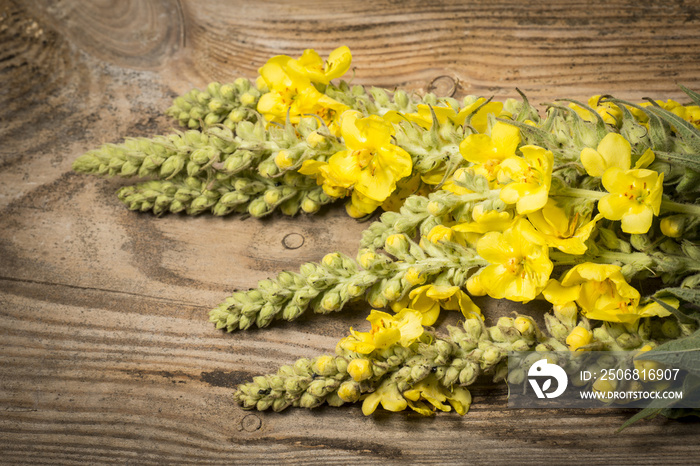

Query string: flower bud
482 347 502 365
566 326 592 351
265 188 286 206
459 363 479 385
299 392 322 409
508 368 525 385
306 131 327 148
301 197 321 214
312 355 338 377
410 364 432 382
404 267 426 286
443 367 460 386
514 316 533 337
660 215 686 238
630 234 652 252
337 381 361 402
320 291 341 312
274 150 296 169
384 234 410 256
248 198 271 217
553 302 578 329
347 359 373 382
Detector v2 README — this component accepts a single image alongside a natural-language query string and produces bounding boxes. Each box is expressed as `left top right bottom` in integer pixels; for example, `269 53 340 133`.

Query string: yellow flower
403 374 472 416
325 111 413 214
580 133 631 177
474 219 553 302
297 159 349 199
636 298 677 319
459 121 521 184
452 204 516 245
400 103 462 129
527 199 602 255
291 46 352 85
566 326 593 351
361 380 407 415
405 284 483 326
544 263 641 323
256 54 348 129
568 95 622 126
498 145 554 214
457 99 506 133
338 308 424 354
598 167 664 234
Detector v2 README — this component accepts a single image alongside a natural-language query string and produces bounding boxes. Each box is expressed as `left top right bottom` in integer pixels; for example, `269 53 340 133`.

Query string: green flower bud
482 347 502 366
248 198 271 217
282 304 304 321
410 364 432 382
508 368 525 385
299 392 321 409
160 156 185 178
293 358 312 376
258 159 279 178
459 363 479 385
272 398 290 412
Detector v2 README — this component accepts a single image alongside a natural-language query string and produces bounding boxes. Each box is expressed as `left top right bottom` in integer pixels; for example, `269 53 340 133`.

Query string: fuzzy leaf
645 105 700 154
679 84 700 107
641 328 700 378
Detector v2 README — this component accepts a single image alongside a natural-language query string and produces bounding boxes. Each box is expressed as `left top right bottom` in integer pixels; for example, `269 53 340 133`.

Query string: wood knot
240 414 262 432
282 233 304 249
428 75 457 97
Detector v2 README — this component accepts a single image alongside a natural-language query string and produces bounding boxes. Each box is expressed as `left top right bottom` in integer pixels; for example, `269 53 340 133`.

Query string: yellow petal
580 148 607 177
597 133 631 171
542 279 581 306
325 45 352 81
459 134 497 164
491 121 521 156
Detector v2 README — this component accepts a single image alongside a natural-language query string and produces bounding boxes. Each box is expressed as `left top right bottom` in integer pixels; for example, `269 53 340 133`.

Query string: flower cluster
72 46 700 419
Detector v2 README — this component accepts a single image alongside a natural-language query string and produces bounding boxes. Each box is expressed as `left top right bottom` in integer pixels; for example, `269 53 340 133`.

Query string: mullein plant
72 47 700 421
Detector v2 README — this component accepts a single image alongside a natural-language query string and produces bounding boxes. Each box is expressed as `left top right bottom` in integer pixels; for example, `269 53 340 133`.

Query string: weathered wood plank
2 0 700 463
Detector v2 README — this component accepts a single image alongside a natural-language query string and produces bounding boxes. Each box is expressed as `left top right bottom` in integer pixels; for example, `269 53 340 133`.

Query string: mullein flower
337 309 424 354
568 95 623 126
598 167 664 234
290 46 352 85
579 133 632 177
256 54 348 130
392 284 483 326
526 198 601 255
472 219 553 302
497 145 554 214
313 110 413 215
543 263 644 323
458 121 521 185
361 380 408 415
402 374 472 415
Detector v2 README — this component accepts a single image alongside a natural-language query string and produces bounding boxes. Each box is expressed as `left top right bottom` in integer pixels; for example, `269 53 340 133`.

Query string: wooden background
2 0 700 463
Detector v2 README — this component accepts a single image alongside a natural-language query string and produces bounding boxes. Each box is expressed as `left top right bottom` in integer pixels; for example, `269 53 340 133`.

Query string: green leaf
641 328 700 378
679 84 700 107
656 287 700 307
653 151 700 172
645 105 700 154
618 405 665 432
619 372 700 430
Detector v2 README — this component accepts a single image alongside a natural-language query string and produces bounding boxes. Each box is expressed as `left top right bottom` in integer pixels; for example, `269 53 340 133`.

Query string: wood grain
2 0 700 463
